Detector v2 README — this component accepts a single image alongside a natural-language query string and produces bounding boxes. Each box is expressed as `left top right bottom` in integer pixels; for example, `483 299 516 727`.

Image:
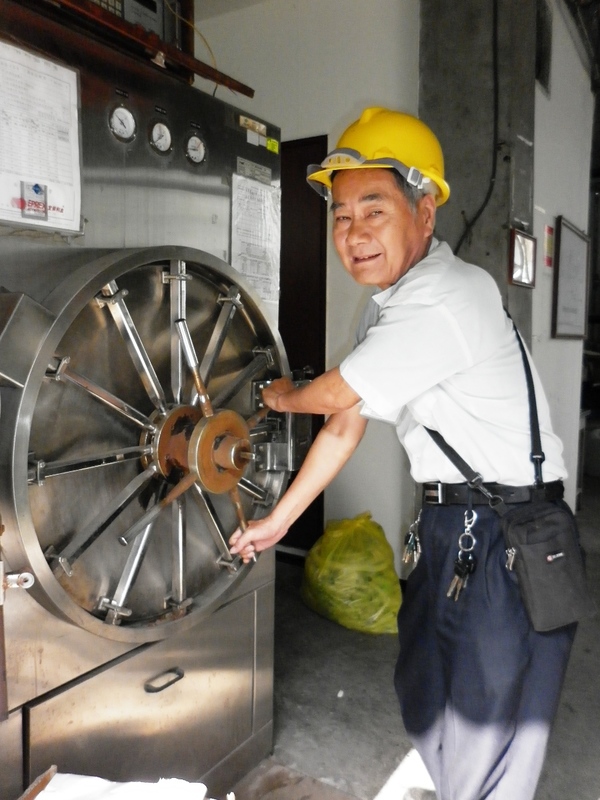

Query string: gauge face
150 121 172 153
186 134 206 164
109 106 137 142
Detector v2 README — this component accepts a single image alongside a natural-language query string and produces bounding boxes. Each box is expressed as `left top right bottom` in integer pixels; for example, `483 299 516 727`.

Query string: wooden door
278 135 328 551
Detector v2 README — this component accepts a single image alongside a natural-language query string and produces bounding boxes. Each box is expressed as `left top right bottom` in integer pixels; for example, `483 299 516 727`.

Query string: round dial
186 134 206 164
109 106 136 142
150 121 172 153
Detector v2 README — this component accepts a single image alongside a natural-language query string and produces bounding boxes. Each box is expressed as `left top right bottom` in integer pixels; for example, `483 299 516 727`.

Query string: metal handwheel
0 246 289 643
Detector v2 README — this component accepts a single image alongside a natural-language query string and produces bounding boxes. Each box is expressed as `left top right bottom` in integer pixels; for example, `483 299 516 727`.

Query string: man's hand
229 515 288 563
229 403 367 564
262 377 295 411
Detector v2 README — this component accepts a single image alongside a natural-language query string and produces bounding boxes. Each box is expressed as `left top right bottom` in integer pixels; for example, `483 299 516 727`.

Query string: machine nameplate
236 157 272 185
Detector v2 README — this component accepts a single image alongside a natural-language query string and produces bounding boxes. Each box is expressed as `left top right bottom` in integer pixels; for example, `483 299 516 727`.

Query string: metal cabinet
24 583 274 790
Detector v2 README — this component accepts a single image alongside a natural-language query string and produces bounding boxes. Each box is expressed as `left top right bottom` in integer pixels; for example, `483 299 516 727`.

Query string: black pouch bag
425 316 596 632
500 499 596 631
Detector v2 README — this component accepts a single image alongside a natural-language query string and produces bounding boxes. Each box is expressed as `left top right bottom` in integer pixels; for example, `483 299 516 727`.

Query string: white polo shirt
340 239 567 485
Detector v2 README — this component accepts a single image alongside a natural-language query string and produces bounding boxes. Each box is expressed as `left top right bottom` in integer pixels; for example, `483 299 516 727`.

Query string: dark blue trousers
394 502 576 800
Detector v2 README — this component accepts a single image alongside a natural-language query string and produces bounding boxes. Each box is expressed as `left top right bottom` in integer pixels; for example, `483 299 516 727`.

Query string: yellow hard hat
307 107 450 206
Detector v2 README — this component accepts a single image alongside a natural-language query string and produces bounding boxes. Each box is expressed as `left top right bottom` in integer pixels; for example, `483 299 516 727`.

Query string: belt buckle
424 482 446 504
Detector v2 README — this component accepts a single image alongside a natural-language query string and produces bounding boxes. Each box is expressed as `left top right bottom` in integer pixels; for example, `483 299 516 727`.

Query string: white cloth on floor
37 773 233 800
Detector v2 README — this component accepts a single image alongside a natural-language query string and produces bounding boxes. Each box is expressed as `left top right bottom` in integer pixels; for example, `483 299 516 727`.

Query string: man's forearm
268 405 368 533
267 367 360 415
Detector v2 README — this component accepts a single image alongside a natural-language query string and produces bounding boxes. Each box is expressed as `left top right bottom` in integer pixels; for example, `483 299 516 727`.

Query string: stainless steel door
0 246 288 646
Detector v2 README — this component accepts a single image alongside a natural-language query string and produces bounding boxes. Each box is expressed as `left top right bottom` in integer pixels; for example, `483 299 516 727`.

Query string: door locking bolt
0 560 35 605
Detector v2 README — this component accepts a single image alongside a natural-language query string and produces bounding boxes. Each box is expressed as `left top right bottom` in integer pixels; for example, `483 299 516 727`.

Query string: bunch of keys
447 510 478 602
402 510 422 568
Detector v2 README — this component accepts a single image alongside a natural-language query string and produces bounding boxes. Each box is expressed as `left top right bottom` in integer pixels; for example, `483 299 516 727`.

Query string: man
230 107 575 800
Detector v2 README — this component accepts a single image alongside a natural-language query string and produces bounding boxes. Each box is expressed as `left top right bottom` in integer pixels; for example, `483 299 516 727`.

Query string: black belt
422 480 564 506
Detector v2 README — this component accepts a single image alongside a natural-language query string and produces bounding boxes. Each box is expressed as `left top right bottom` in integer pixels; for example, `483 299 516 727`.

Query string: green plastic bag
300 512 401 634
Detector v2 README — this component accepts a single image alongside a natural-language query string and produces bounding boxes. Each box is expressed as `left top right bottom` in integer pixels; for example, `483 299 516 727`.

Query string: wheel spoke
29 446 151 483
245 406 270 430
47 357 154 431
170 497 187 606
51 464 158 573
165 259 189 404
99 484 204 622
211 348 274 409
238 476 271 505
190 484 233 562
229 483 248 532
228 483 256 562
117 471 197 547
97 281 167 414
199 285 242 384
175 318 214 417
99 517 156 624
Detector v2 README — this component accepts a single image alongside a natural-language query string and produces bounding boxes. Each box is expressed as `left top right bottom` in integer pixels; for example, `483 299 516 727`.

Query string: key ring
458 509 477 552
409 509 421 535
458 531 476 552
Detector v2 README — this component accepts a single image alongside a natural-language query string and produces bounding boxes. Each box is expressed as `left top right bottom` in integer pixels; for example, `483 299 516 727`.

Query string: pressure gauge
186 134 206 164
109 106 137 142
150 121 172 153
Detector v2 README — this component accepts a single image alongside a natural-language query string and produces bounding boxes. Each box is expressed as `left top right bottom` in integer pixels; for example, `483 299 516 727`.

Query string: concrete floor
228 476 600 800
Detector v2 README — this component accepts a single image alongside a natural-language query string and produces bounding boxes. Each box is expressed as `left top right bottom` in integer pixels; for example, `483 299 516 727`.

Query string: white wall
194 0 421 565
533 0 594 509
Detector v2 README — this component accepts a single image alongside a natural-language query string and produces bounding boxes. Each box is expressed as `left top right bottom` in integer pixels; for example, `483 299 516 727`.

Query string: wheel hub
143 406 252 494
188 409 251 493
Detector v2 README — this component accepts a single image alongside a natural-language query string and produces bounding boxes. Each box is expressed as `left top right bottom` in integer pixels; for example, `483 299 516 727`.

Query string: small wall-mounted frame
509 228 537 288
552 216 590 339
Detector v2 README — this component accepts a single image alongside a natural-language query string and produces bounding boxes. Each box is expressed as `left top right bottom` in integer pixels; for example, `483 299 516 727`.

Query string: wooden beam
21 0 255 97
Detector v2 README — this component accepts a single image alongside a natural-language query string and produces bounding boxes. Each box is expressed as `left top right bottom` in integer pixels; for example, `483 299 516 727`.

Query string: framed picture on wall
552 216 590 339
509 228 537 287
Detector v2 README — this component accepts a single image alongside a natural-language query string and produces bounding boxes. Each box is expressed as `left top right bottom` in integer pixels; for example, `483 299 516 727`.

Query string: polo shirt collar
371 237 441 308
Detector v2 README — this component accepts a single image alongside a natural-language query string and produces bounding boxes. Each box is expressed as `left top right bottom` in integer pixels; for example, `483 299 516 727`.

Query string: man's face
331 168 436 290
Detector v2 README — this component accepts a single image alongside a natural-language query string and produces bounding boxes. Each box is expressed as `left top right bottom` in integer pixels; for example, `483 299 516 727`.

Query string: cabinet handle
144 666 184 693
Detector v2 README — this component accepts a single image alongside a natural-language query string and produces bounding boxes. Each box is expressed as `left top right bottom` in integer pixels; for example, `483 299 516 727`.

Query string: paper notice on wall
231 174 281 326
0 40 82 233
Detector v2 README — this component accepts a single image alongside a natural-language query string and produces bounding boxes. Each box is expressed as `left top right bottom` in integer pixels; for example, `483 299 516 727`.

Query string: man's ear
418 193 437 236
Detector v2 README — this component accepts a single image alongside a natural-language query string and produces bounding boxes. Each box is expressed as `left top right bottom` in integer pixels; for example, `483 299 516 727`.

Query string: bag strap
424 427 511 513
511 320 545 486
425 317 545 514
